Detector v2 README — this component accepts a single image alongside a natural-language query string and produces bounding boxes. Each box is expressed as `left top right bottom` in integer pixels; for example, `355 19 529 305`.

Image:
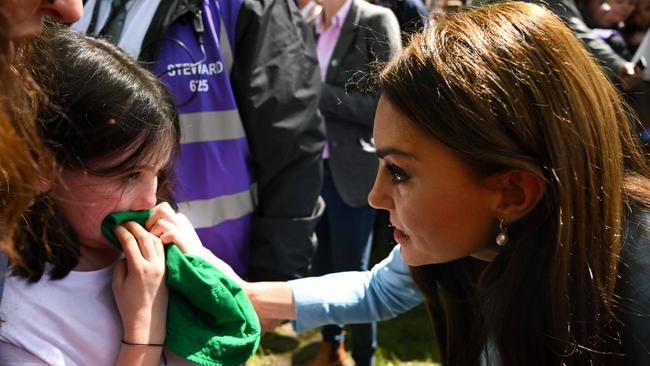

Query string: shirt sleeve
289 245 424 333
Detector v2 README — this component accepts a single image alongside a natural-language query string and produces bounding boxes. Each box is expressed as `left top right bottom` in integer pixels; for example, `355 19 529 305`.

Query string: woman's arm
239 246 423 333
145 204 423 334
287 245 423 332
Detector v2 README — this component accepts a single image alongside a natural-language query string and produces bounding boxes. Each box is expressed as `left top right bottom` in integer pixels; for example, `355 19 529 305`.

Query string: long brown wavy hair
0 7 46 272
379 2 650 365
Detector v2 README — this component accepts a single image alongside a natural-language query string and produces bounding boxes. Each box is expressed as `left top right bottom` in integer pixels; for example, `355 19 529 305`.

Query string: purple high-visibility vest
152 0 255 276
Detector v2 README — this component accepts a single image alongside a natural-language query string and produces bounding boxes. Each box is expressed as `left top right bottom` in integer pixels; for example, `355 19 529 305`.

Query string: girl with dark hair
205 2 650 365
0 26 203 365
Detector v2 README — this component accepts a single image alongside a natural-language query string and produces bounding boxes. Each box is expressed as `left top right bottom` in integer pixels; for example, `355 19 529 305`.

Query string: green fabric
101 210 260 366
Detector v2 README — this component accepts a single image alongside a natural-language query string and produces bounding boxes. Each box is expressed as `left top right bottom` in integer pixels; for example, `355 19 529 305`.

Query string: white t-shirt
0 264 192 365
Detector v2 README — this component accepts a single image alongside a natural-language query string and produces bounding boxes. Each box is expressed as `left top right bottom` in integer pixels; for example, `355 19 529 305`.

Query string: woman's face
3 0 83 41
368 96 501 266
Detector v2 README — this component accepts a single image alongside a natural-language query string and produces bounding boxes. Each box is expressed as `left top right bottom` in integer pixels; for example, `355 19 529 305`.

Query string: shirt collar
315 0 353 34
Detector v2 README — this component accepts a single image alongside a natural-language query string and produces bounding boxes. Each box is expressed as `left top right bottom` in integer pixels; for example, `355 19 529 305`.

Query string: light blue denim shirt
289 245 423 332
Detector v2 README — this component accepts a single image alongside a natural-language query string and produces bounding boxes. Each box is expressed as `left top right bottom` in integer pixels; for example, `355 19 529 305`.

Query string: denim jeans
312 163 377 366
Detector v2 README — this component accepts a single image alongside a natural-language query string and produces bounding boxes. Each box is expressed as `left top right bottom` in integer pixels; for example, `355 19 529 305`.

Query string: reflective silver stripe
178 185 256 229
179 110 246 144
220 18 234 74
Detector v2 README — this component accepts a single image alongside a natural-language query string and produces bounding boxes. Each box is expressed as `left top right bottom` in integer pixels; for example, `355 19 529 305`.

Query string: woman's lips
393 227 410 243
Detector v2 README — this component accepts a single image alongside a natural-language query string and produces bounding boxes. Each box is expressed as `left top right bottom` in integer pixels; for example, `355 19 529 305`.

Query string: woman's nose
368 175 391 211
41 0 84 23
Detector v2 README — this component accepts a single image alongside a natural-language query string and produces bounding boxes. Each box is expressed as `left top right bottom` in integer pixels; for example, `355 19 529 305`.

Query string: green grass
247 304 438 366
374 305 438 364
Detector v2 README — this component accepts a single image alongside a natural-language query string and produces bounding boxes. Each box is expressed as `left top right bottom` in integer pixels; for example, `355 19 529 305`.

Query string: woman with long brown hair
375 1 650 363
200 2 650 364
0 0 82 268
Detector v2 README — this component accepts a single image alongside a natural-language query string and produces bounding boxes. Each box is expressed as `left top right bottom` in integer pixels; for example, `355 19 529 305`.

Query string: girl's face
51 151 166 269
368 96 501 266
3 0 83 41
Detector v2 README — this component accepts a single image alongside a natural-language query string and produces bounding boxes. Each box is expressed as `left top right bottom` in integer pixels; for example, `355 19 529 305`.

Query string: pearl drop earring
496 219 508 246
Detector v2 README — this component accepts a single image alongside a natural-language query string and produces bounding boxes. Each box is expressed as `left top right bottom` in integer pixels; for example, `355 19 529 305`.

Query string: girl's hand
112 221 168 345
146 202 245 286
146 202 204 256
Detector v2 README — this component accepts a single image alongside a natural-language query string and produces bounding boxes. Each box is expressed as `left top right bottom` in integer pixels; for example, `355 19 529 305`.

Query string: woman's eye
387 164 410 183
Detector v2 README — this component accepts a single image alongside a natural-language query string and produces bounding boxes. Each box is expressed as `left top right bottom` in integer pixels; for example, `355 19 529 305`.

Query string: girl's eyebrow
376 147 416 159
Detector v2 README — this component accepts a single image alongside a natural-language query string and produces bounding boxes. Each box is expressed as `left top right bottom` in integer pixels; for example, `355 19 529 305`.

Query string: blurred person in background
578 0 636 62
297 0 324 24
306 0 400 365
371 0 429 38
625 0 650 52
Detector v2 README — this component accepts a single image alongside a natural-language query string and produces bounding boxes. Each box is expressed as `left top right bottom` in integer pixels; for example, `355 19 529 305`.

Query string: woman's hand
112 221 168 346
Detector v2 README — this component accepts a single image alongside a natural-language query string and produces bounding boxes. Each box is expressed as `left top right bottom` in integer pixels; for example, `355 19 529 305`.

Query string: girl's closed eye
386 163 410 183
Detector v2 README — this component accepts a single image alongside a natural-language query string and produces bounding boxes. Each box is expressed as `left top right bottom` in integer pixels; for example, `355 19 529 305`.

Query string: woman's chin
9 21 43 44
399 248 432 267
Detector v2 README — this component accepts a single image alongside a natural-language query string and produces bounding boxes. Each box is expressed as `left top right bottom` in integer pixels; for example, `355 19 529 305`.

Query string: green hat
102 210 260 366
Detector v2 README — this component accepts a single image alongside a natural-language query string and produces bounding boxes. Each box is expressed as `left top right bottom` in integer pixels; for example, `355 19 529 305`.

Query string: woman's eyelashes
386 163 410 183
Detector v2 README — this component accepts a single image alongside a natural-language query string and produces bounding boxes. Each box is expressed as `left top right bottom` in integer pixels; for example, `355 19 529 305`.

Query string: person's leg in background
310 163 377 366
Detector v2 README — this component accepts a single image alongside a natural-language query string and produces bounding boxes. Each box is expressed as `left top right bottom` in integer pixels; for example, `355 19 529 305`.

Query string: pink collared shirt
315 0 353 81
316 0 352 159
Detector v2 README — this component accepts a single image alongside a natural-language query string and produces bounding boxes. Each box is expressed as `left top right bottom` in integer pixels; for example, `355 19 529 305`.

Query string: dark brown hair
13 25 180 281
379 2 650 365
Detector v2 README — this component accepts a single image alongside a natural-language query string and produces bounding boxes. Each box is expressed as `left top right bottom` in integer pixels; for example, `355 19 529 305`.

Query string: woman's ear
489 170 545 222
